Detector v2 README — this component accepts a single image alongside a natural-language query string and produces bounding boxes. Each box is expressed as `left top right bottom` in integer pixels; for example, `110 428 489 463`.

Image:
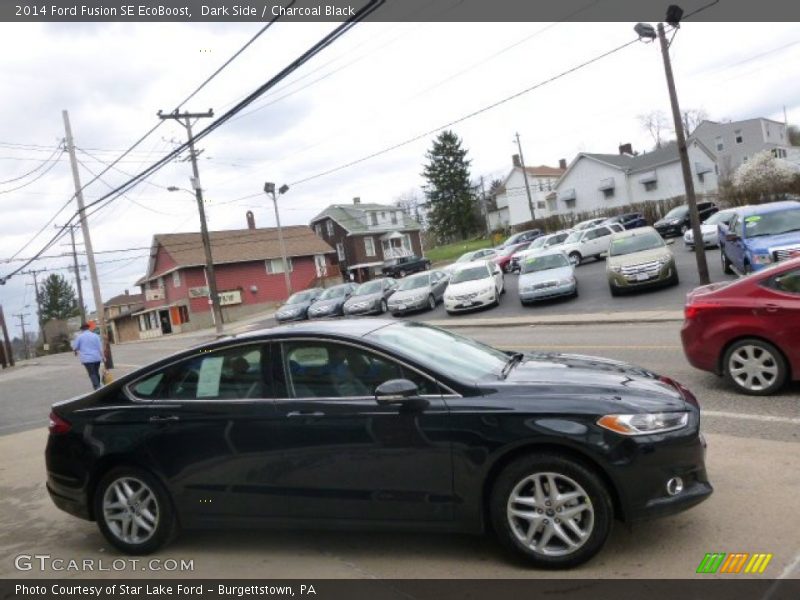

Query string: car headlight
609 265 622 273
481 286 494 294
557 277 575 285
670 219 682 225
751 253 773 265
597 412 689 436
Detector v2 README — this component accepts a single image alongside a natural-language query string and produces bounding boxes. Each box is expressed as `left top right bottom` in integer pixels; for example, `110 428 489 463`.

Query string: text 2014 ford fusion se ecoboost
46 320 711 569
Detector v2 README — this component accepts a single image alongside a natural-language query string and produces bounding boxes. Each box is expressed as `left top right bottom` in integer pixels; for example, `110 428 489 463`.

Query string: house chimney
512 154 522 168
558 158 567 170
353 197 361 205
124 289 129 295
619 143 633 156
246 210 256 230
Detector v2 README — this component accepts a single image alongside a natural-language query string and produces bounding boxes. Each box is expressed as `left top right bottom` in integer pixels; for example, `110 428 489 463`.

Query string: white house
691 118 793 179
490 156 566 228
552 141 719 216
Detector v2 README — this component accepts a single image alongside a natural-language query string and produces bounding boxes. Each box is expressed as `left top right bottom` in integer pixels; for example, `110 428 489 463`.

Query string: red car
681 257 800 395
493 242 530 272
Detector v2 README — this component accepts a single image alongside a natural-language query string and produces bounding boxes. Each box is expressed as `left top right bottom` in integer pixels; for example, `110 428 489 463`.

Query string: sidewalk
428 309 684 328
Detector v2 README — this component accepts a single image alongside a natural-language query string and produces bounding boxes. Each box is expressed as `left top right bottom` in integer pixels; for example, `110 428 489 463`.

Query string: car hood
744 231 800 252
390 287 430 300
446 278 493 294
344 292 383 306
310 297 345 310
490 352 687 412
654 216 683 227
277 301 312 313
518 265 573 284
607 247 672 268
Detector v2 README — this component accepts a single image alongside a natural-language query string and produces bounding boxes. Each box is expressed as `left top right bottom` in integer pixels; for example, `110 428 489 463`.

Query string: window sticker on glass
745 216 762 224
196 356 224 398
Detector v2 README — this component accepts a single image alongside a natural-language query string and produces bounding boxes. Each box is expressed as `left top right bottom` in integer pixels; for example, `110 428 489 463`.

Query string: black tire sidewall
723 339 788 395
428 295 436 310
94 466 176 555
490 454 612 569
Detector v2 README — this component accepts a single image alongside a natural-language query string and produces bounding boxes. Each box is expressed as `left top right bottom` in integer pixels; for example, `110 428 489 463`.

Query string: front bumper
344 302 382 316
609 262 675 290
519 281 576 302
307 308 340 319
444 289 495 312
683 232 717 248
274 311 307 323
655 223 683 237
388 296 429 315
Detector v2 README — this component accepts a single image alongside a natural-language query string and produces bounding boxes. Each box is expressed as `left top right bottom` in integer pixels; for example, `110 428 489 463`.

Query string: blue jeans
83 362 101 390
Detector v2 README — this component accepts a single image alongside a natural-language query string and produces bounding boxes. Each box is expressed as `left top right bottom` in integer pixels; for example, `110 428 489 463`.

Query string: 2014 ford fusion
46 320 711 568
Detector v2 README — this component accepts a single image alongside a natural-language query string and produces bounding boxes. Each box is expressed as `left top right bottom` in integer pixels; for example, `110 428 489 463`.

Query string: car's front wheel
721 252 733 275
723 338 788 396
379 299 388 314
428 294 436 310
568 252 582 266
490 454 612 569
94 467 177 555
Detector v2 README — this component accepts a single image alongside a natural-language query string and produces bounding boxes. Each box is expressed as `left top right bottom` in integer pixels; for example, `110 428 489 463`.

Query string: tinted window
130 344 268 401
773 269 800 294
283 341 439 398
520 253 570 273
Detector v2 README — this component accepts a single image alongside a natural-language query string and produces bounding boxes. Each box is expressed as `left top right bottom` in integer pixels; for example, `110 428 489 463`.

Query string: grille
773 245 800 263
620 260 662 278
454 292 478 301
533 280 558 290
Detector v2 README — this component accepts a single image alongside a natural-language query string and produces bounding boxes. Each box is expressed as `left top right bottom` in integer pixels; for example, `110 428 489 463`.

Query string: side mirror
375 379 420 405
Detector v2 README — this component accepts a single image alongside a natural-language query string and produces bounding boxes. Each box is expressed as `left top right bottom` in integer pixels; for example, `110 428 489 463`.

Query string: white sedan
444 260 504 314
683 209 737 249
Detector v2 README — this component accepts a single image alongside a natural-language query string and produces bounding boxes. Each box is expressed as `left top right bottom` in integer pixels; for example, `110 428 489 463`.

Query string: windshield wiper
501 352 525 379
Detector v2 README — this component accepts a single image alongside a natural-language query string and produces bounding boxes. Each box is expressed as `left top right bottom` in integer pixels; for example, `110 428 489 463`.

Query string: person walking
72 323 104 390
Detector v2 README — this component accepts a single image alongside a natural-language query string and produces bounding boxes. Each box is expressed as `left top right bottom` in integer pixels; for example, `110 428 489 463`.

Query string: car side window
595 226 612 238
729 215 741 236
771 269 800 294
129 344 269 401
282 341 440 399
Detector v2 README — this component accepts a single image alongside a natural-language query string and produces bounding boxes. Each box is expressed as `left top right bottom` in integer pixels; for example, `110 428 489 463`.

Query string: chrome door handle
149 415 180 422
287 411 325 418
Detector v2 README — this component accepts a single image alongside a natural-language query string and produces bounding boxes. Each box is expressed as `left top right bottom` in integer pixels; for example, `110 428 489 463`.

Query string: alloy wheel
506 472 594 557
428 294 436 310
380 299 388 313
569 253 581 266
727 344 780 392
102 477 159 545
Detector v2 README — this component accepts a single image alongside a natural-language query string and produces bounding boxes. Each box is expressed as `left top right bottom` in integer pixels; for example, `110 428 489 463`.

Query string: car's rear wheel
94 467 176 555
721 252 733 275
723 339 787 396
490 454 612 569
568 252 582 266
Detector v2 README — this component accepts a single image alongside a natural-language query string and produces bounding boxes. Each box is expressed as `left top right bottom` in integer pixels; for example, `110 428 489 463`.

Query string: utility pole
0 305 14 367
479 176 492 238
158 109 224 335
264 183 293 298
13 313 30 360
56 224 86 322
657 22 710 285
514 132 536 224
62 109 114 367
20 269 48 348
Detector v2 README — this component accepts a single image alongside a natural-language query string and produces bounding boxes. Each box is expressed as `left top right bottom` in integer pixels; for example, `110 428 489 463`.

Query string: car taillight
684 302 720 320
48 411 71 435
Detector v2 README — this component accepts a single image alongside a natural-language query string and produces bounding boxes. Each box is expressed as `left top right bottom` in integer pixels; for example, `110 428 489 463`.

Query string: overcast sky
1 19 799 337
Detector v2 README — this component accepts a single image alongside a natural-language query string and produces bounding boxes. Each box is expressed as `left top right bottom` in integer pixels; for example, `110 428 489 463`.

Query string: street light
634 6 710 285
264 182 293 298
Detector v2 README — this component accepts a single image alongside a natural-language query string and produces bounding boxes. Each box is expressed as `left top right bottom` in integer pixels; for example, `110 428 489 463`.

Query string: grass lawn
425 238 493 264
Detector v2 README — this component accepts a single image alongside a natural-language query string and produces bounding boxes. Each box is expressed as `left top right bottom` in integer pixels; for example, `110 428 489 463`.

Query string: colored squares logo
697 553 773 574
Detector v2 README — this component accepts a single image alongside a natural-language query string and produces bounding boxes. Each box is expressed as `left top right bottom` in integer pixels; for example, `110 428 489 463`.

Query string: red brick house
134 224 336 338
309 198 424 282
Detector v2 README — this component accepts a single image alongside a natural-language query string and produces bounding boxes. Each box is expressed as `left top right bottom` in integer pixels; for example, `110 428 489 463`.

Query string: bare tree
638 110 669 149
393 188 426 227
681 108 709 136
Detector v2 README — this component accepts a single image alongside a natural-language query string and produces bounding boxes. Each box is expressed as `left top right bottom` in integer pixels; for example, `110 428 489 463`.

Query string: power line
0 147 65 194
0 143 64 185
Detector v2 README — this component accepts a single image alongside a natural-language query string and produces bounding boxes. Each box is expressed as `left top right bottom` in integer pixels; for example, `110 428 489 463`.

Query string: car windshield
528 236 547 249
564 231 583 244
456 252 478 263
366 321 508 382
609 232 665 256
450 265 490 283
397 274 429 290
743 208 800 238
703 211 730 226
520 253 569 273
664 205 688 219
285 290 317 304
318 286 347 300
354 281 383 295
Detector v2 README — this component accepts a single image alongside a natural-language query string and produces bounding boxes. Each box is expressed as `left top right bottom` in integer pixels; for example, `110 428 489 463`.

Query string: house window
391 212 398 225
172 271 181 288
564 199 576 209
602 188 614 199
370 212 378 226
337 242 345 261
644 181 658 191
742 155 748 163
715 137 724 152
772 148 787 159
364 237 376 257
266 257 294 274
314 224 322 236
537 201 546 209
381 211 386 219
735 130 743 144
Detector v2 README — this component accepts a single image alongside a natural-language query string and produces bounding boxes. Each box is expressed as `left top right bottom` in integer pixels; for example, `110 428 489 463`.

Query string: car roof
236 318 395 341
523 249 569 260
731 200 800 217
452 259 491 271
610 226 659 239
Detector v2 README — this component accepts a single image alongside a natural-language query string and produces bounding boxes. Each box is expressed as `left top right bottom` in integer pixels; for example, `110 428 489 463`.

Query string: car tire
573 286 579 298
380 299 388 314
671 272 680 286
492 289 500 307
399 269 407 278
568 252 582 267
721 252 733 275
680 224 689 235
743 261 752 275
609 283 621 297
490 454 613 569
94 466 177 555
723 338 788 396
428 294 436 310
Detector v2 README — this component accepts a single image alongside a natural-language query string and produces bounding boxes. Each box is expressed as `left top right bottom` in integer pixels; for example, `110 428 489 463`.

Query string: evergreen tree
39 273 80 322
422 130 481 241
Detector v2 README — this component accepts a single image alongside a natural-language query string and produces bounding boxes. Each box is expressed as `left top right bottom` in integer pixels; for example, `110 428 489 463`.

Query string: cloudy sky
1 16 799 337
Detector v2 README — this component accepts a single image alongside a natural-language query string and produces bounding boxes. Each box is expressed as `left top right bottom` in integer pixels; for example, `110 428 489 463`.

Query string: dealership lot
1 321 798 579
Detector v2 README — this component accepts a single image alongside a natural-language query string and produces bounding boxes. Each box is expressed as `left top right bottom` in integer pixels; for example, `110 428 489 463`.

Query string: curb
426 311 684 328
